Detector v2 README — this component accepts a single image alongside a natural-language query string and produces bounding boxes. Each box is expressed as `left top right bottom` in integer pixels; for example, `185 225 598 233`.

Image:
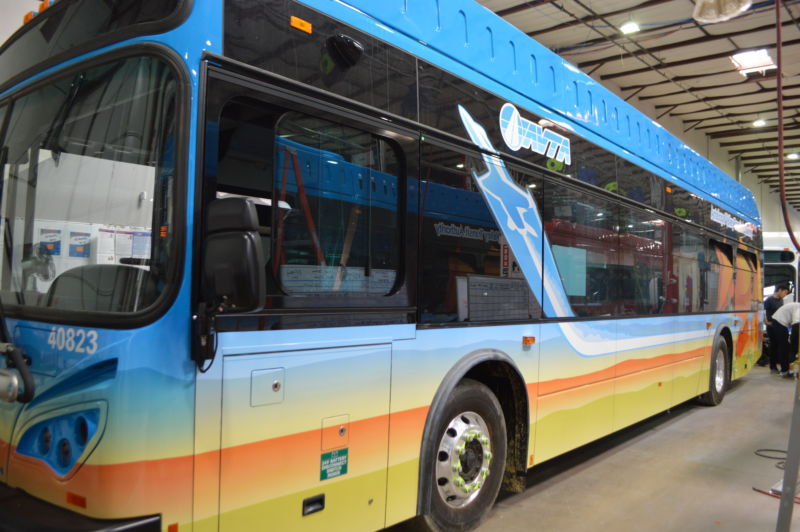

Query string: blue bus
0 1 761 531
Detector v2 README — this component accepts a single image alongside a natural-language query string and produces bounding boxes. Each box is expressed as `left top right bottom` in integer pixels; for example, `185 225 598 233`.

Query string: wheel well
463 361 529 494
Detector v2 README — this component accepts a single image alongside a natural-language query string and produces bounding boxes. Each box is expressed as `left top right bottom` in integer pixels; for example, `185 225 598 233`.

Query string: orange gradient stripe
9 448 193 522
388 406 428 459
194 447 221 521
736 315 757 359
219 413 389 510
539 346 707 396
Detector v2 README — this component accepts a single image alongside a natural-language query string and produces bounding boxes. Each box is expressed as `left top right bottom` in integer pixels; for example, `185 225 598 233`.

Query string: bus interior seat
254 203 273 263
44 264 157 313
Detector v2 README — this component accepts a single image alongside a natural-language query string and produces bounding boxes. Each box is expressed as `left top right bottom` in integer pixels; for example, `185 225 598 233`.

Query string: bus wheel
421 379 507 532
698 337 729 406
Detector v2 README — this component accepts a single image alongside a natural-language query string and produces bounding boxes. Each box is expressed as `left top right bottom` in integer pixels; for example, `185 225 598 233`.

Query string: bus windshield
764 264 796 294
0 55 178 317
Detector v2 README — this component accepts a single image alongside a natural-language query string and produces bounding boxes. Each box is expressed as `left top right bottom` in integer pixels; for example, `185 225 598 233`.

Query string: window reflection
542 186 620 317
619 208 670 315
272 113 401 296
672 228 707 313
419 144 541 323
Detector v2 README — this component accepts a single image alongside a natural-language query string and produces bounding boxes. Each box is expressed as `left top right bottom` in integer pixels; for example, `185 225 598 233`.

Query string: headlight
16 409 100 476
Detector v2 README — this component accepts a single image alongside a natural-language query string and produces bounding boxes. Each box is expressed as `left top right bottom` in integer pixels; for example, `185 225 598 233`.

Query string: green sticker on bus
320 449 348 480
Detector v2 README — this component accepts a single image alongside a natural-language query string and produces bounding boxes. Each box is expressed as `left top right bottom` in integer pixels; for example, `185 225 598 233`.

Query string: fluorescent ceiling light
620 21 640 34
752 118 767 127
730 49 776 76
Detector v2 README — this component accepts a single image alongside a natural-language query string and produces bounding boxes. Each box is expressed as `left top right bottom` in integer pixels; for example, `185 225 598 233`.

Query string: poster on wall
93 226 152 266
68 232 91 258
114 230 134 258
131 230 151 258
96 228 117 264
39 228 62 256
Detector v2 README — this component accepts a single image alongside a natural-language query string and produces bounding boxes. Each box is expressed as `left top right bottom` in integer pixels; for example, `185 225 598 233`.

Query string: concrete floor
392 366 800 531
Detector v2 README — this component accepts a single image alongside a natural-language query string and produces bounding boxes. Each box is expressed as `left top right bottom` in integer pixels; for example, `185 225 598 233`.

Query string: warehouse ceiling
475 0 800 209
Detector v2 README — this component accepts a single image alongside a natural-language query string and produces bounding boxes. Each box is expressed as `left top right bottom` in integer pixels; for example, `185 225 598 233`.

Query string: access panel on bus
217 341 392 531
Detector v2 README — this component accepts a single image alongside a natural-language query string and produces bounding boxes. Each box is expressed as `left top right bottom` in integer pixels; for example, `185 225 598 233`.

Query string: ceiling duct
693 0 752 23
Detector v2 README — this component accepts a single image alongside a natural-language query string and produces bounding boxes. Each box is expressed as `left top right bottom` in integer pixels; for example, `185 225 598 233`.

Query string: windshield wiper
40 72 86 157
40 61 126 157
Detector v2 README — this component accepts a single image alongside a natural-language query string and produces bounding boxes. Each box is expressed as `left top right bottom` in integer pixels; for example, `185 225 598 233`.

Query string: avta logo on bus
499 103 571 165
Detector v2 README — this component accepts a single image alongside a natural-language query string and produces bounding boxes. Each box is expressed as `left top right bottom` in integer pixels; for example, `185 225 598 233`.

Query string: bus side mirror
202 197 266 313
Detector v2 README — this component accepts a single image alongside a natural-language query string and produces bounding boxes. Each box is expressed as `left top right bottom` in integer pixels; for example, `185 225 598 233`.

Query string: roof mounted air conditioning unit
693 0 752 23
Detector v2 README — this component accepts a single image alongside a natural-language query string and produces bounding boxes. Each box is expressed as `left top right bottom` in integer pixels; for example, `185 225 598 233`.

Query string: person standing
765 284 792 373
770 300 800 378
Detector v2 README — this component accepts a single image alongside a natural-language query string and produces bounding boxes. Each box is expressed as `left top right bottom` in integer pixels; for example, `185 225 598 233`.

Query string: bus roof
300 0 760 226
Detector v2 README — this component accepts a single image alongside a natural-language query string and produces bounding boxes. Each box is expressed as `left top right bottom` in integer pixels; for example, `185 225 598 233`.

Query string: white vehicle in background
763 232 799 301
760 233 799 366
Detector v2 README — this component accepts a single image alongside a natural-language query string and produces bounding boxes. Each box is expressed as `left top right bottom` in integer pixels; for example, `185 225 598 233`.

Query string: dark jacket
765 295 784 324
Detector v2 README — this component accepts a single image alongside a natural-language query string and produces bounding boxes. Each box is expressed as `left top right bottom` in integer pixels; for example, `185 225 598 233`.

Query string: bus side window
541 185 619 317
735 249 757 311
616 157 666 211
619 207 669 315
213 97 281 290
672 226 706 314
272 112 402 297
418 143 541 323
706 240 734 312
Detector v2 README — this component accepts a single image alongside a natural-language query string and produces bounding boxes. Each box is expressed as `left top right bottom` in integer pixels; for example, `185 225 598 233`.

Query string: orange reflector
160 225 168 238
528 454 535 466
665 186 673 193
168 524 179 532
66 492 86 508
290 15 312 34
522 336 536 346
23 11 38 24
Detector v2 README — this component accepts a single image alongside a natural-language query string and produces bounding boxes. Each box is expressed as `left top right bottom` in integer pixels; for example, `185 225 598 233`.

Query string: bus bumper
0 483 160 532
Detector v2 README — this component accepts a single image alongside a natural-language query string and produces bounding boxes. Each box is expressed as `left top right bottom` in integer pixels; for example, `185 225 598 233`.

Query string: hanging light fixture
620 20 640 34
693 0 752 23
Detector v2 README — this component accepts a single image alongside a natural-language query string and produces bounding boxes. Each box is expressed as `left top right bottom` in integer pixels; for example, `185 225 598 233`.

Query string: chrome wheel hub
435 411 492 508
714 347 726 393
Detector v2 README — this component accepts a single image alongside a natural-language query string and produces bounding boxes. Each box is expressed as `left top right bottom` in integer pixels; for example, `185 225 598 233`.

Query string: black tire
698 336 730 406
419 379 507 532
